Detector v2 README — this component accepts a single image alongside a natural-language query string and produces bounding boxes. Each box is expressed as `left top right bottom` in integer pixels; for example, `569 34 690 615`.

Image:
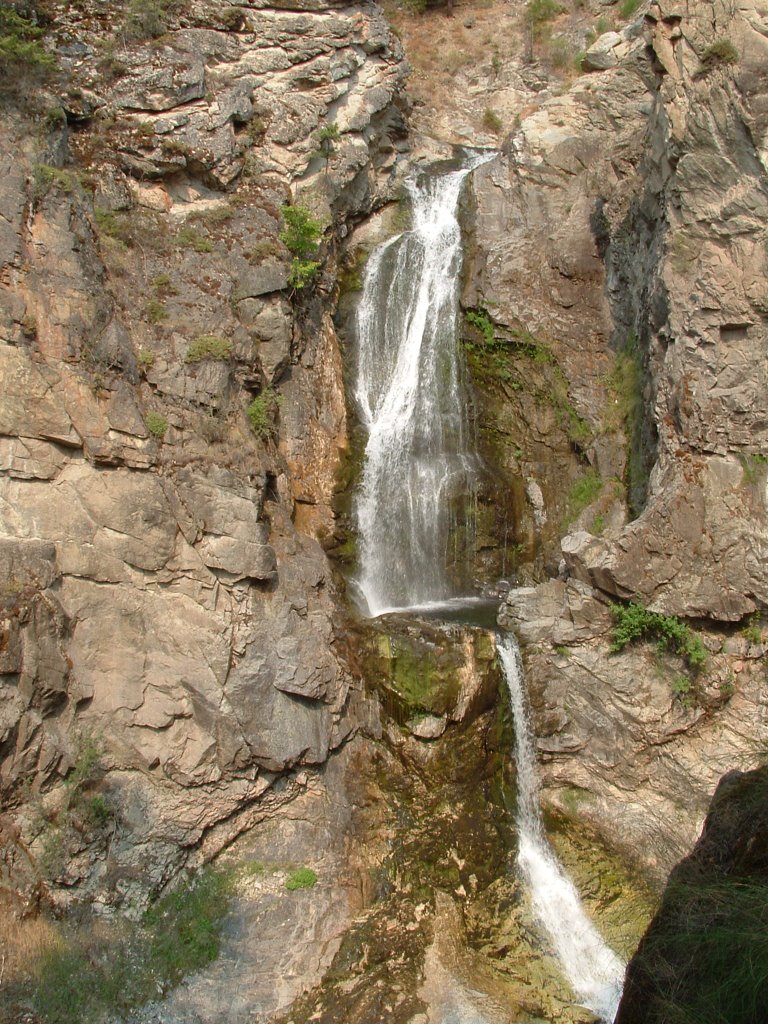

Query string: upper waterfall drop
497 633 626 1023
352 156 488 618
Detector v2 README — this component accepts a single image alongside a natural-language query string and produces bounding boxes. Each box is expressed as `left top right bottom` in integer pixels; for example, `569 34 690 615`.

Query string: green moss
176 226 214 252
285 867 318 891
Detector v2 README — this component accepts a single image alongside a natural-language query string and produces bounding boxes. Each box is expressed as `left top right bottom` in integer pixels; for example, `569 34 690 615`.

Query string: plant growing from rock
0 6 55 83
700 39 738 69
482 107 503 134
247 389 280 440
185 335 232 363
279 204 322 290
610 602 708 672
285 867 318 890
145 412 169 439
314 122 340 173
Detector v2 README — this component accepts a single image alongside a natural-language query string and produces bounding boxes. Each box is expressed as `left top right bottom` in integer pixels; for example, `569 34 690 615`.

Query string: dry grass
0 895 60 987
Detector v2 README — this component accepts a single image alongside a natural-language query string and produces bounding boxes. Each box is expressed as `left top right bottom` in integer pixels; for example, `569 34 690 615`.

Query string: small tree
314 122 340 175
0 6 55 82
279 205 323 290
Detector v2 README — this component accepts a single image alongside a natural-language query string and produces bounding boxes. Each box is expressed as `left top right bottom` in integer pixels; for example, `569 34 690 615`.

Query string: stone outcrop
465 0 768 620
0 0 408 909
500 581 768 878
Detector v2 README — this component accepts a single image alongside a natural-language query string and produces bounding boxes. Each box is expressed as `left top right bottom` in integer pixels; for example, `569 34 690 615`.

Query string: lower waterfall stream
349 155 626 1022
498 635 625 1022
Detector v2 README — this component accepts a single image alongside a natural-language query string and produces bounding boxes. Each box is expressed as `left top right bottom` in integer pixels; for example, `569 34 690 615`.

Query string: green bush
526 0 563 25
700 39 738 68
176 225 214 252
481 108 503 134
279 205 323 291
145 412 168 438
619 0 642 18
247 389 280 440
465 309 497 347
31 867 233 1024
145 869 234 984
185 335 232 363
285 867 318 891
0 6 55 81
610 602 707 671
123 0 179 40
32 164 77 201
146 298 167 323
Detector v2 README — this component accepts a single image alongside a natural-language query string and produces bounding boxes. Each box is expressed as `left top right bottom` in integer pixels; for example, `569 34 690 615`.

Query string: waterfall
352 158 486 618
497 634 625 1023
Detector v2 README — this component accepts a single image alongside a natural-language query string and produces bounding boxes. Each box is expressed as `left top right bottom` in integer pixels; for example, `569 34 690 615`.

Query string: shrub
619 0 642 18
247 389 280 440
526 0 563 25
700 39 738 68
176 226 214 252
465 309 497 347
185 335 232 363
145 412 168 438
279 205 322 290
32 164 77 200
123 0 179 40
145 869 234 984
610 602 707 671
30 867 233 1023
285 867 317 891
482 107 503 134
146 298 167 323
0 6 55 81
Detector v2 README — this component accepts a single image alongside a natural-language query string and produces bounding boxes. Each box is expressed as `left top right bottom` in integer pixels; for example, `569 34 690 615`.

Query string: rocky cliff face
0 0 408 911
459 0 768 877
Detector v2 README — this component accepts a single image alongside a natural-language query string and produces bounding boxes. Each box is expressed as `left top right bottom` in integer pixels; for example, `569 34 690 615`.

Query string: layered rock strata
0 0 408 909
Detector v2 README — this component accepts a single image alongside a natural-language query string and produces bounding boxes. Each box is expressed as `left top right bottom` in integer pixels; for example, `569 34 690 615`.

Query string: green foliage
482 107 503 134
247 389 280 440
65 732 103 797
176 225 214 252
700 38 738 68
0 6 55 80
738 452 768 486
315 121 340 159
564 469 603 525
285 867 318 891
185 335 232 363
32 164 77 201
146 298 167 323
526 0 563 25
630 875 768 1024
606 332 647 517
145 412 168 438
610 602 708 671
742 618 763 645
280 205 323 290
123 0 179 40
465 309 496 347
592 511 606 535
30 868 233 1024
619 0 642 18
280 204 322 259
145 869 234 984
138 348 155 370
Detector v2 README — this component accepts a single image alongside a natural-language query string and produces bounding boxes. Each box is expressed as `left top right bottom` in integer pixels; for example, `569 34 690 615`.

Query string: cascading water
497 634 625 1023
352 158 486 617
